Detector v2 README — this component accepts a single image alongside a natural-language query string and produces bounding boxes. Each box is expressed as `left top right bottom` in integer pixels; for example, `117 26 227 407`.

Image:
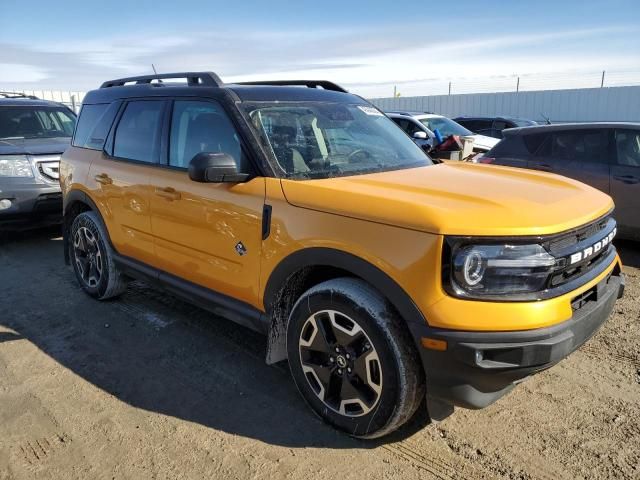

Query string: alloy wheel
73 226 103 288
298 309 383 417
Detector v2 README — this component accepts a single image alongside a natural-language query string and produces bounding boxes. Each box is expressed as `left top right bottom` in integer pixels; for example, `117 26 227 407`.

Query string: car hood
0 137 70 156
470 134 500 151
280 163 614 236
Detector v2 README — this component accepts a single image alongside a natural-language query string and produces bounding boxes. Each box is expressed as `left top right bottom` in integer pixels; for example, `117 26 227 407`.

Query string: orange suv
60 72 624 438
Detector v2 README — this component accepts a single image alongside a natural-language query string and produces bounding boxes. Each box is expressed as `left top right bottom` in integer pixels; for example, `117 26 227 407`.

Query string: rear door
611 129 640 238
88 99 167 265
528 129 611 193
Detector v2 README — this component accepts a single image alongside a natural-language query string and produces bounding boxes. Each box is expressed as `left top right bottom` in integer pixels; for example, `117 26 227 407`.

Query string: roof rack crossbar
0 91 38 99
236 80 347 93
100 72 224 88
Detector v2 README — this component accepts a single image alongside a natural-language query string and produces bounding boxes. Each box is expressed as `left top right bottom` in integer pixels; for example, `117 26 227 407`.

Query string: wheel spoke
339 375 362 401
327 311 361 346
325 371 343 404
315 312 338 346
74 229 86 252
347 331 370 358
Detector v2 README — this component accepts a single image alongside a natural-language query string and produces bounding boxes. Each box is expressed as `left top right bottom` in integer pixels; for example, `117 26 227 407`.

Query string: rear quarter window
487 136 533 157
73 102 120 150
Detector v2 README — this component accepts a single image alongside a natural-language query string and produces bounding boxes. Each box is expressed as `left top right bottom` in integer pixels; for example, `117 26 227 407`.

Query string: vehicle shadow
615 239 640 269
0 227 429 449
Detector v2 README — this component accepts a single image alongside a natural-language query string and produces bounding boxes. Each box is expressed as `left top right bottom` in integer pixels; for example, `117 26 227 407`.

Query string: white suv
387 111 499 153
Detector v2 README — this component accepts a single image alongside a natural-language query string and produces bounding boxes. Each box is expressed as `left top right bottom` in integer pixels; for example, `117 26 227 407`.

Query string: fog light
0 199 11 210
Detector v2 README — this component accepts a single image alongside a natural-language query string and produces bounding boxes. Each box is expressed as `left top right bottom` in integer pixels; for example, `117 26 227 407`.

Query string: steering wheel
347 149 372 161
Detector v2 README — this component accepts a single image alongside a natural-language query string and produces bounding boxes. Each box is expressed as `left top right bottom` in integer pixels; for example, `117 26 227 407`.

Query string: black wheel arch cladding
63 190 112 265
264 247 428 364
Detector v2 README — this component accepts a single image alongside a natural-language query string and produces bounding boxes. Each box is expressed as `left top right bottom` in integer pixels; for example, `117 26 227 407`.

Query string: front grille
37 161 60 181
547 215 610 255
544 214 616 290
32 155 61 182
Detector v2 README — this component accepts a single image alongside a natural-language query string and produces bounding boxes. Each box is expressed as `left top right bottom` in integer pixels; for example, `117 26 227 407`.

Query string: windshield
419 117 472 137
244 102 431 179
0 106 76 140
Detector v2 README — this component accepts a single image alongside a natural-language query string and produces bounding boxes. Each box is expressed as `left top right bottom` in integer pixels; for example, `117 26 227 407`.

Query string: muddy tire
287 277 425 439
69 211 127 300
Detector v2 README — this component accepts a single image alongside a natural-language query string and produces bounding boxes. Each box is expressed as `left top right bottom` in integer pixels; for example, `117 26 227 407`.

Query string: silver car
0 93 76 229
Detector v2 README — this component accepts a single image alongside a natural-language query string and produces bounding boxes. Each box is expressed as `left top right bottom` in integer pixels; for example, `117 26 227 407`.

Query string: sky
1 0 639 98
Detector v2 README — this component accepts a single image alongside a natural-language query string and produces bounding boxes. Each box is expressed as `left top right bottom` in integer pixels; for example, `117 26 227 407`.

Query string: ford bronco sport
60 72 624 438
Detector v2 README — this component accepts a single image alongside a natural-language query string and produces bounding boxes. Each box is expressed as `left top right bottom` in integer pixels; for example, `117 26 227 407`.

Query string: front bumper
409 267 624 411
0 182 62 228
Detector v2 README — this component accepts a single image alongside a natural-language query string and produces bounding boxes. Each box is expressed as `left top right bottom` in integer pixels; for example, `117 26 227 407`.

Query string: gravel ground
0 228 638 480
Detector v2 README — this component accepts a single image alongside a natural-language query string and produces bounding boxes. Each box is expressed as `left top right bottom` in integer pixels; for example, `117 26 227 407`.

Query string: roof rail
0 91 39 99
236 80 348 93
100 72 224 88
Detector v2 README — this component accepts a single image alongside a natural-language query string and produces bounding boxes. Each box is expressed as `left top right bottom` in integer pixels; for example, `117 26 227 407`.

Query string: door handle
94 173 112 185
155 187 181 201
613 175 640 184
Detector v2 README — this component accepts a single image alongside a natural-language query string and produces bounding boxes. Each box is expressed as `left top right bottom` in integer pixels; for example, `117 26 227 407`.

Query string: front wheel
287 277 425 438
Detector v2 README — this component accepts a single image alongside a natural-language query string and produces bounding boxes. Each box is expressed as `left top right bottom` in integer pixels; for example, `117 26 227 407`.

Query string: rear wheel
70 211 127 300
287 277 425 438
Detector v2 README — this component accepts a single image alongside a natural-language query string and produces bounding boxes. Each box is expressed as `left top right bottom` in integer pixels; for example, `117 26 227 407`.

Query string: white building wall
370 86 640 123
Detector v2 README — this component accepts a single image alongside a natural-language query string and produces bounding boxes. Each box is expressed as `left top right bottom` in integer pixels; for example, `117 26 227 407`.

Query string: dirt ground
0 228 638 480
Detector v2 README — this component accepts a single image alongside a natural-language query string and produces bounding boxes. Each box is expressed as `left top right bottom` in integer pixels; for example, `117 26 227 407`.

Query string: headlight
0 155 33 177
446 242 559 300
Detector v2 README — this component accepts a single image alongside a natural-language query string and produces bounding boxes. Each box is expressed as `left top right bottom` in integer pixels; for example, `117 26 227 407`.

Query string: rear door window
113 101 164 163
538 129 610 163
614 129 640 167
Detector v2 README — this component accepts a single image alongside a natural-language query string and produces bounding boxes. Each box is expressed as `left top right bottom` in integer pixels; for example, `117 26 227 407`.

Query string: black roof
385 111 435 116
0 92 68 108
504 122 640 136
83 72 366 105
453 115 535 122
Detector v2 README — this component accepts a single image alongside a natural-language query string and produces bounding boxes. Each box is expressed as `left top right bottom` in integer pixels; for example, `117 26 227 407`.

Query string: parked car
480 123 640 240
454 116 538 139
0 92 76 229
61 72 623 438
387 111 499 153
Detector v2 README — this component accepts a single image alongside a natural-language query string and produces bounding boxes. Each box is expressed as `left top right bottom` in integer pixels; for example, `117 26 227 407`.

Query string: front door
612 129 640 239
528 128 611 194
149 99 265 307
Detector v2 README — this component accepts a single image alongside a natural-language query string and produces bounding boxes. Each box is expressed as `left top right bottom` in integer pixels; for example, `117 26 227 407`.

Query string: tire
287 277 425 438
69 211 127 300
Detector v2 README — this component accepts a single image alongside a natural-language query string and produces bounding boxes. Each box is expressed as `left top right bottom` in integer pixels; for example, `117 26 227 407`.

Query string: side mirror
188 152 250 183
413 131 428 140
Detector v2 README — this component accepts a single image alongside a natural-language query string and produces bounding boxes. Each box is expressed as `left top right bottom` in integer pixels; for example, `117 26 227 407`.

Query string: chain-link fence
0 89 86 113
354 69 640 98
